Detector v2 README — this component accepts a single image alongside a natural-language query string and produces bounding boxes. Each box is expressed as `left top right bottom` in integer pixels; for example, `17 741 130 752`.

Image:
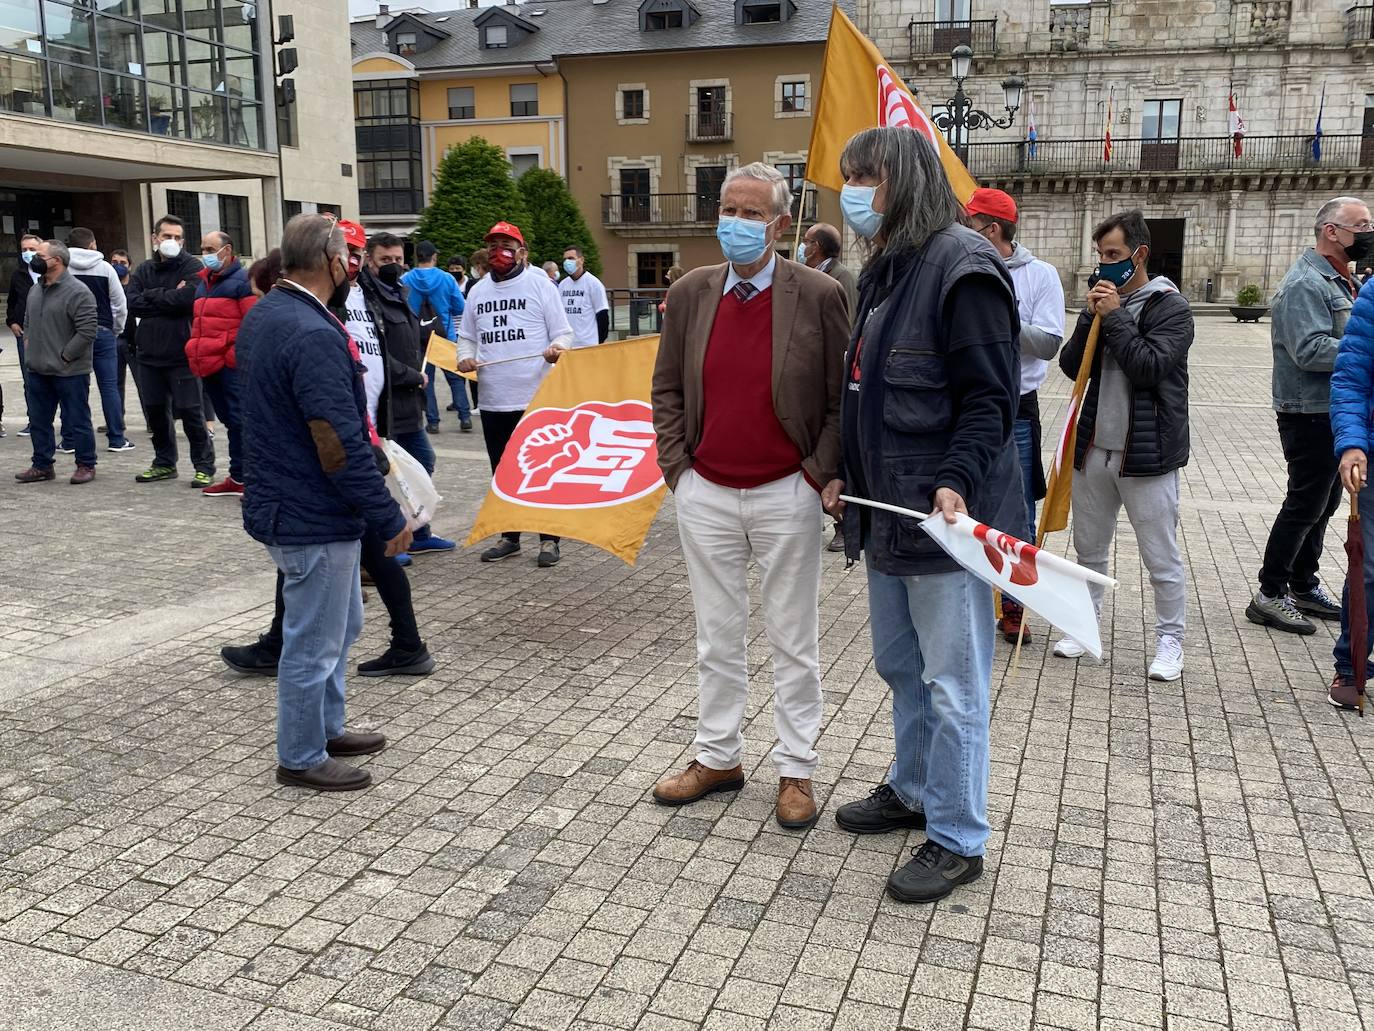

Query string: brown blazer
651 256 850 491
825 259 860 325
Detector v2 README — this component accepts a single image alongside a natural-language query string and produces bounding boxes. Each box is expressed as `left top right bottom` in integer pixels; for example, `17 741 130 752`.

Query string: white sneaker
1053 637 1086 658
1148 635 1184 681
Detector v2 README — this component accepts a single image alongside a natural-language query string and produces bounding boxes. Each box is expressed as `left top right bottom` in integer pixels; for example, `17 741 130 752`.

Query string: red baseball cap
965 188 1018 223
484 221 526 247
338 219 368 250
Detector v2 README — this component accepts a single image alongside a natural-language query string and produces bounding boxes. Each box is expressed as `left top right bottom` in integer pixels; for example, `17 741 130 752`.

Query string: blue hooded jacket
1331 280 1374 456
401 266 464 339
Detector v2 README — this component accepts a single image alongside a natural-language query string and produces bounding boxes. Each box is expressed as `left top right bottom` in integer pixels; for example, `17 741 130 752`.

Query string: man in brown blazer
800 222 859 322
651 162 850 830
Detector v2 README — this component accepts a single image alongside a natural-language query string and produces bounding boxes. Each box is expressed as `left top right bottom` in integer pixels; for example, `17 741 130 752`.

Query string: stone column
1216 189 1242 301
1076 189 1097 289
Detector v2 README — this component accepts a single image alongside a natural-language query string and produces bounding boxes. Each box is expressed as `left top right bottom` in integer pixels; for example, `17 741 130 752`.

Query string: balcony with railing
686 111 732 143
360 189 424 217
909 18 997 58
602 190 816 230
1347 4 1374 41
961 133 1371 178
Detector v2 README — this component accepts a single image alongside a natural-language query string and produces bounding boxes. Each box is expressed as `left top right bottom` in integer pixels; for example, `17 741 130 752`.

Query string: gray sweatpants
1071 445 1186 640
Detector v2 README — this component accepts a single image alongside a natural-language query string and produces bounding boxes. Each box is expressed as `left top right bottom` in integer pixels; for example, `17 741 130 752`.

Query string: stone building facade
858 0 1374 301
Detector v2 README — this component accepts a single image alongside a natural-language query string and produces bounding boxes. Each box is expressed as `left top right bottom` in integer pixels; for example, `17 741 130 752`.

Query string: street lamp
931 44 1025 160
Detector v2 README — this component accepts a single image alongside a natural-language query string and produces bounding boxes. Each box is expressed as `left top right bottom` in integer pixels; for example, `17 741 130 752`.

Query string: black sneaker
460 419 473 432
886 840 983 904
1291 584 1341 621
538 541 561 567
835 783 927 834
221 637 281 676
1245 593 1316 635
357 645 436 677
481 539 521 562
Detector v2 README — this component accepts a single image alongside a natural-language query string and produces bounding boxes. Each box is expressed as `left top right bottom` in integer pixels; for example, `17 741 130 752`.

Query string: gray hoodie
1094 276 1180 451
67 246 127 334
23 268 98 376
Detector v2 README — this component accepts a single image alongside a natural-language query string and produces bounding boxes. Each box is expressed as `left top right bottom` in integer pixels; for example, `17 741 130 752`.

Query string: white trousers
675 468 824 778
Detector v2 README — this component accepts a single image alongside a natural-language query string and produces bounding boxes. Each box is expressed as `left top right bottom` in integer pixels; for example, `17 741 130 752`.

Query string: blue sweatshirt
400 266 465 339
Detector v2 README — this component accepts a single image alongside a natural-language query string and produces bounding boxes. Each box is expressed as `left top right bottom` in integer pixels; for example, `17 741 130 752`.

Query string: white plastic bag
382 439 442 531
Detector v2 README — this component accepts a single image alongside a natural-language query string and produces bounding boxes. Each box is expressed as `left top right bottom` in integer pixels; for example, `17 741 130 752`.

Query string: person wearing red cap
457 221 575 567
964 187 1066 643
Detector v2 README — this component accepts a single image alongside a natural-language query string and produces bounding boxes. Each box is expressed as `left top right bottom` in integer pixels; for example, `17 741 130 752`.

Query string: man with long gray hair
821 126 1024 904
1246 196 1370 639
237 214 412 792
651 162 850 831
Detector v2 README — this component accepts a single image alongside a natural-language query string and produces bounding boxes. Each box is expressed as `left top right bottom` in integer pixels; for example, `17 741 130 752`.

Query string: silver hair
840 127 966 253
280 213 345 274
1314 196 1367 238
43 239 70 268
721 161 793 217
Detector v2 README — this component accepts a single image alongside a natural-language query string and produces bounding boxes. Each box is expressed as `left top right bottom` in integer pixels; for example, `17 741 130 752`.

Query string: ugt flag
464 335 667 565
805 6 977 203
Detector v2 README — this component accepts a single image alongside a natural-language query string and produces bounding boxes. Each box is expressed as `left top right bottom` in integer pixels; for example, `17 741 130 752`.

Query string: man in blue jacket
237 214 413 791
402 239 471 433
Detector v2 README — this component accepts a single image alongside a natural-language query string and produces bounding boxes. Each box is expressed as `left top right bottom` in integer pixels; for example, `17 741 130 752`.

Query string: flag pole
792 180 811 253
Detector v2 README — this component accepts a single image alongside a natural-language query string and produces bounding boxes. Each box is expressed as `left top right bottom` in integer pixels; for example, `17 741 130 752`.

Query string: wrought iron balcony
602 190 816 229
1347 4 1374 42
909 18 997 58
960 133 1371 177
686 111 732 143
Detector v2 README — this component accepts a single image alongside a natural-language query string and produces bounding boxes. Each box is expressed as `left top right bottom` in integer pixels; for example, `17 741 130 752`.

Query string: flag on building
1038 315 1102 537
464 335 667 565
1026 94 1038 159
806 5 977 203
1313 83 1326 162
1229 92 1246 157
1103 87 1114 162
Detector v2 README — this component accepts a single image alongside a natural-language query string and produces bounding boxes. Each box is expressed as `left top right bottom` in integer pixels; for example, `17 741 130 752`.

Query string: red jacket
185 259 255 377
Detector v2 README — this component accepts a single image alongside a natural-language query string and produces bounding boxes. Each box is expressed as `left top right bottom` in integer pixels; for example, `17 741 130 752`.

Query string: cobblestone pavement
1 319 1372 1031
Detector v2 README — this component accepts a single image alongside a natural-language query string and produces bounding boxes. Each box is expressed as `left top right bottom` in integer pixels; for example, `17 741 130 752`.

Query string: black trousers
1258 412 1344 598
136 362 215 474
266 531 422 652
482 408 558 545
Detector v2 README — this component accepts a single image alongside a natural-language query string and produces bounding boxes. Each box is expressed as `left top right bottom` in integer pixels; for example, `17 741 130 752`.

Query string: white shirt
1006 247 1066 394
344 283 385 425
458 265 575 412
558 271 609 347
722 253 776 300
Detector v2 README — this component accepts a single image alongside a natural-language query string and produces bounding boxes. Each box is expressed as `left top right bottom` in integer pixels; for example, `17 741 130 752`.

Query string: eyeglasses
1330 221 1374 232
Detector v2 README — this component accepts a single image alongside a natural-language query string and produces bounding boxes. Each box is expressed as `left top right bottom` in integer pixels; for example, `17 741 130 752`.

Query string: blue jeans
390 428 435 541
28 371 96 468
424 364 470 425
201 368 243 481
866 558 994 857
1334 479 1374 678
1013 417 1037 542
267 540 364 770
93 328 128 447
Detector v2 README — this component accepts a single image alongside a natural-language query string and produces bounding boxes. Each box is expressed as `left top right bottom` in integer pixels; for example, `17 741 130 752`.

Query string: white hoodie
1004 241 1066 395
67 246 128 334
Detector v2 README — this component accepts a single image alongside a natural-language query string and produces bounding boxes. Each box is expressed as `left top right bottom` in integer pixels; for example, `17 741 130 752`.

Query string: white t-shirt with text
558 271 609 347
458 265 574 412
346 283 385 425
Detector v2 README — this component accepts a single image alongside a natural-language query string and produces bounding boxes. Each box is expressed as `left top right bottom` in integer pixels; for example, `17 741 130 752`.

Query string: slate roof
350 0 844 68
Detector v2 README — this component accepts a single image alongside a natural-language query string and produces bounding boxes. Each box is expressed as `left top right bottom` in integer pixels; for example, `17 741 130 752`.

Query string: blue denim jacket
1269 248 1355 414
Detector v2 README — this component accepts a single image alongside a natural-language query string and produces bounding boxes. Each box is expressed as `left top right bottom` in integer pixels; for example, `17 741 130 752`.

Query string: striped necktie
731 281 757 304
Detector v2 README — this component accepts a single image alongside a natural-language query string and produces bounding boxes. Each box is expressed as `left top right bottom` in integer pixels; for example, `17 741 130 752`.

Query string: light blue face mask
563 258 578 275
716 214 776 265
840 181 887 240
201 249 224 272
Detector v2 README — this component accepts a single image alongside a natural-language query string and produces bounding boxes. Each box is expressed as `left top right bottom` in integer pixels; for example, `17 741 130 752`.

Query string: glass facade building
0 0 264 149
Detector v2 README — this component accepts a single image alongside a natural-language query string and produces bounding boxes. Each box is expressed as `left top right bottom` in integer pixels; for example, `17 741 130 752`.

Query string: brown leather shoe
70 464 95 484
15 466 55 483
652 760 744 806
1329 673 1364 712
326 731 387 757
276 757 371 791
777 777 818 829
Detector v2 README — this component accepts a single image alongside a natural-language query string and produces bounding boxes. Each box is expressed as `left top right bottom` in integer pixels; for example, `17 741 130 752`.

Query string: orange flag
464 336 667 564
1038 315 1101 539
806 6 978 203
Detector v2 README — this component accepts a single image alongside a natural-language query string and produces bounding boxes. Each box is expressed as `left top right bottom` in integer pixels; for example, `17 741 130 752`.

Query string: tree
517 166 602 276
413 136 532 263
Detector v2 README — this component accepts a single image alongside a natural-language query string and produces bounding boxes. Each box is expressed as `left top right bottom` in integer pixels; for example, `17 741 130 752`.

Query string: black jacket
5 266 36 332
356 267 425 437
840 225 1025 576
1058 287 1193 477
125 251 202 367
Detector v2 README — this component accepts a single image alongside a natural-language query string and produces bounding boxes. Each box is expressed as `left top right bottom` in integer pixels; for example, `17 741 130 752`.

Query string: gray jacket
23 269 98 376
1269 247 1356 414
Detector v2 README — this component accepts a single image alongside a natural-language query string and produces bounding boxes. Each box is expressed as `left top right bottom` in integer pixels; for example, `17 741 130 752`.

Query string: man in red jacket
186 230 255 496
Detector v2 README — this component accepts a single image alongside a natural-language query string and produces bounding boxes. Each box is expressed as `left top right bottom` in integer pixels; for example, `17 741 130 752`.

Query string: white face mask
20 249 36 263
158 239 182 259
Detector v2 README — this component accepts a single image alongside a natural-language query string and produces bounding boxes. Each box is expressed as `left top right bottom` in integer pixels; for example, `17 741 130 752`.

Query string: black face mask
377 262 402 287
29 254 47 275
1346 231 1374 264
326 254 350 309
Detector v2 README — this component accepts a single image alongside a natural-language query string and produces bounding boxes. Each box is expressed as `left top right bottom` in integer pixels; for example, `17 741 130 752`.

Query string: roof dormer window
734 0 795 24
394 30 416 54
638 0 700 31
485 24 508 48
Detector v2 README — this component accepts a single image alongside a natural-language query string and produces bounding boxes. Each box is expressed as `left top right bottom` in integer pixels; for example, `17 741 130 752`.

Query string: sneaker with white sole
108 440 136 453
1148 635 1184 681
1053 637 1087 658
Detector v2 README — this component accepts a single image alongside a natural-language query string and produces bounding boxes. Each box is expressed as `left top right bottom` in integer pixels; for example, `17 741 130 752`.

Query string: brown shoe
777 777 818 829
999 600 1031 644
1329 673 1365 712
652 760 744 806
15 466 55 483
70 464 95 484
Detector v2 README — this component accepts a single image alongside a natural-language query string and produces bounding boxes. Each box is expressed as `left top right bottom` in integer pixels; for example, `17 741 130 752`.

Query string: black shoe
426 422 440 434
221 637 281 676
326 731 387 756
446 403 459 412
460 419 473 432
482 539 521 562
835 783 927 834
538 541 561 567
357 645 435 677
826 526 846 553
1291 585 1341 621
276 758 371 792
886 840 983 904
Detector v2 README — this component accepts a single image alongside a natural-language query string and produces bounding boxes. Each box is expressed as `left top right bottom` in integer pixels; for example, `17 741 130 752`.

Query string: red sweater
693 287 803 488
